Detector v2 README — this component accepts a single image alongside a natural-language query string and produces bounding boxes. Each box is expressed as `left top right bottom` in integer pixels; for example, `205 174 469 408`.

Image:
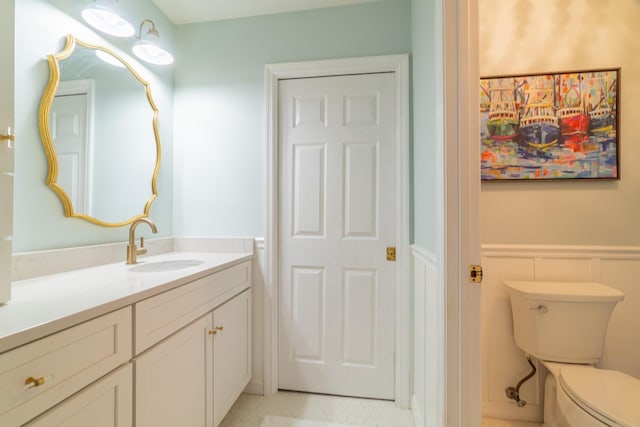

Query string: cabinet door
135 315 213 427
24 364 132 427
213 289 252 427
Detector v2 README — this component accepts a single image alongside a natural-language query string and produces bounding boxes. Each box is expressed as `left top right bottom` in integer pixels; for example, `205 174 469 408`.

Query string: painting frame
480 68 620 181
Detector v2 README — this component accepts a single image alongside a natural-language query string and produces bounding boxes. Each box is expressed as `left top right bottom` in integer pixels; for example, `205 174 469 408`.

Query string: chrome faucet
126 217 158 264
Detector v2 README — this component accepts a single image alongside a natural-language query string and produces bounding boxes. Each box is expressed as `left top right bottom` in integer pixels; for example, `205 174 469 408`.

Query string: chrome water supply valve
505 355 537 408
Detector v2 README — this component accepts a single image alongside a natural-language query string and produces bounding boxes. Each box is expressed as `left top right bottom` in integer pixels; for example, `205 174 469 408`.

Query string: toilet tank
504 281 624 364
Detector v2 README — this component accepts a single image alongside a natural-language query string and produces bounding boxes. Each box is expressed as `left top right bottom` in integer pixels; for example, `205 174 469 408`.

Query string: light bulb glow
82 7 134 37
133 40 174 65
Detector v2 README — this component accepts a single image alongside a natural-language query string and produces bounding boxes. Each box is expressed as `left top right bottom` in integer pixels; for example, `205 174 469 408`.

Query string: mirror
39 35 161 227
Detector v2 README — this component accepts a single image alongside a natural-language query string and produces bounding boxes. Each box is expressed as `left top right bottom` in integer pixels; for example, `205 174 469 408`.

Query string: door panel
278 73 395 399
342 269 377 365
290 266 324 361
343 142 377 237
292 143 326 236
51 94 88 212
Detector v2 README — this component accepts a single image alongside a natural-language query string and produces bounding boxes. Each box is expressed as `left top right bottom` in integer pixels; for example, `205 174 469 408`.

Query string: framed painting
480 68 620 181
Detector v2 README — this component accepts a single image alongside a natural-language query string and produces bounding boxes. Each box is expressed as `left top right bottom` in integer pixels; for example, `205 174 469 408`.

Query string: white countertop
0 251 252 354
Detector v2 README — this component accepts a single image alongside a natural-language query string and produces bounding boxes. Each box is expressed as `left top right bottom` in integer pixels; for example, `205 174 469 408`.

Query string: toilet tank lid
504 281 624 302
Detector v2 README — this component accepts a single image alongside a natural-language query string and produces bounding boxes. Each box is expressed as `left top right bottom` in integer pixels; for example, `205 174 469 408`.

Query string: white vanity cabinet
0 256 252 427
0 307 132 426
134 261 252 427
213 288 252 427
135 315 213 427
24 364 132 427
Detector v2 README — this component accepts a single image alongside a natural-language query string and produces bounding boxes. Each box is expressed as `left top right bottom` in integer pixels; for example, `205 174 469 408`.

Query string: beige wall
480 0 640 245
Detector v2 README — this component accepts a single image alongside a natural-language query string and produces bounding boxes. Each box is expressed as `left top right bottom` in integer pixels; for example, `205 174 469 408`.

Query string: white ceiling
151 0 380 25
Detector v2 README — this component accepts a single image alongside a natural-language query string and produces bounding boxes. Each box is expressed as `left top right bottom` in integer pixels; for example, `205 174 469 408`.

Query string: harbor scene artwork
480 69 619 181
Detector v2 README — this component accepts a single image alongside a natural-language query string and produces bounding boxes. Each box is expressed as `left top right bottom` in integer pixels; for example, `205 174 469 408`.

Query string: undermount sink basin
129 259 205 273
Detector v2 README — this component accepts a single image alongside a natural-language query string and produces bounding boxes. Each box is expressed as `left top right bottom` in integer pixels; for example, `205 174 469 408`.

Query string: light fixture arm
137 19 159 39
132 18 174 65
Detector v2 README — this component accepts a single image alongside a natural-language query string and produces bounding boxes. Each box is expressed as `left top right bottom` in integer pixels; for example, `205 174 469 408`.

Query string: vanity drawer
135 261 251 354
0 307 132 426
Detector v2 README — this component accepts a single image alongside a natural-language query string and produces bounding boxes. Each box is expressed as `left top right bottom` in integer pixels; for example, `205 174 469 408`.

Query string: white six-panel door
50 92 89 212
278 73 396 399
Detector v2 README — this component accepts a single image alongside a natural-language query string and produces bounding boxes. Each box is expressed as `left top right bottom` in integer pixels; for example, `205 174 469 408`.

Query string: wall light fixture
132 19 174 65
82 1 174 66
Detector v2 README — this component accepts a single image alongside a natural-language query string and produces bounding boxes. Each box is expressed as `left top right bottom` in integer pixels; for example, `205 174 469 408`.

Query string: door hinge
470 265 483 284
386 247 396 261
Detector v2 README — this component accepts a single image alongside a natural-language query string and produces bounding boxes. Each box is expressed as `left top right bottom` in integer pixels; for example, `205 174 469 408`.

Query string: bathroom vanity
0 251 252 427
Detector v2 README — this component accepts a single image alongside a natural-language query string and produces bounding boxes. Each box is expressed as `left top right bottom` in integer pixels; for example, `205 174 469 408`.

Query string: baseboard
411 394 424 427
244 378 264 395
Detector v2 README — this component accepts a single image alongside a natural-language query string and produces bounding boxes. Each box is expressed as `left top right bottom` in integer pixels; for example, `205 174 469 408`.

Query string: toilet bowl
504 281 640 427
542 361 640 427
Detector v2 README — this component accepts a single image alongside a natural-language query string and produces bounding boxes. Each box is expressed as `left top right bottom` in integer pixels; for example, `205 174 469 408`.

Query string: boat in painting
519 76 560 150
586 71 616 136
485 78 519 141
557 74 589 145
589 106 614 136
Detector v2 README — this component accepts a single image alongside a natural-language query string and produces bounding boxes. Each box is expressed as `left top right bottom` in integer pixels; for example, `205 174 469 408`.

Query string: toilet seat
559 365 640 427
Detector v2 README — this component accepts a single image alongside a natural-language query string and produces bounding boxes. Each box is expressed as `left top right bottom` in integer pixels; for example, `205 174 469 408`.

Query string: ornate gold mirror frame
38 34 161 227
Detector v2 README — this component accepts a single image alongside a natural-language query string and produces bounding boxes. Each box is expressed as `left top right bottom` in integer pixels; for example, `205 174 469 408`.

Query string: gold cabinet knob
208 326 224 335
24 376 46 389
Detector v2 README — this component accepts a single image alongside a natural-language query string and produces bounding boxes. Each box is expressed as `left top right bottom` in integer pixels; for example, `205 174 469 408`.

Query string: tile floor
219 392 414 427
482 417 542 427
219 392 542 427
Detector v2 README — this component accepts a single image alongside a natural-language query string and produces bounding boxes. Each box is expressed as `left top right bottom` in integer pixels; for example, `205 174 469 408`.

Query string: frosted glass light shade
81 0 134 37
132 37 174 65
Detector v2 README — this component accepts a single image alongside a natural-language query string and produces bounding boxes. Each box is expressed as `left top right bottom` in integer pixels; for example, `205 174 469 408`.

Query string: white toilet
504 280 640 427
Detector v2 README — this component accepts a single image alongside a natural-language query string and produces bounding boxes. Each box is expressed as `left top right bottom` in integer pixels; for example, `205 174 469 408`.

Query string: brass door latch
386 247 396 261
470 265 483 284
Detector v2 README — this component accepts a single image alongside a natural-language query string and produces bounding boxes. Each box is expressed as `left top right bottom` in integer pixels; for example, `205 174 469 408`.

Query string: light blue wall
411 1 443 424
411 0 439 252
13 0 174 252
173 0 411 237
13 0 414 250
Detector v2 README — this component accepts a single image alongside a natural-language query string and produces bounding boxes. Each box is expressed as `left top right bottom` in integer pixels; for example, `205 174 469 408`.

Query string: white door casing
441 0 482 425
277 73 396 399
264 55 410 407
0 0 13 304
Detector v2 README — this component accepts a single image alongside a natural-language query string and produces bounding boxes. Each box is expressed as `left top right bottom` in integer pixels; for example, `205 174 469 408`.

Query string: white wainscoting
412 245 444 427
482 244 640 422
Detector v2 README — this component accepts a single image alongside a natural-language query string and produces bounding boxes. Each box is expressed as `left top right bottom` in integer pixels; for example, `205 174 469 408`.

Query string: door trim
264 54 410 407
442 0 481 425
